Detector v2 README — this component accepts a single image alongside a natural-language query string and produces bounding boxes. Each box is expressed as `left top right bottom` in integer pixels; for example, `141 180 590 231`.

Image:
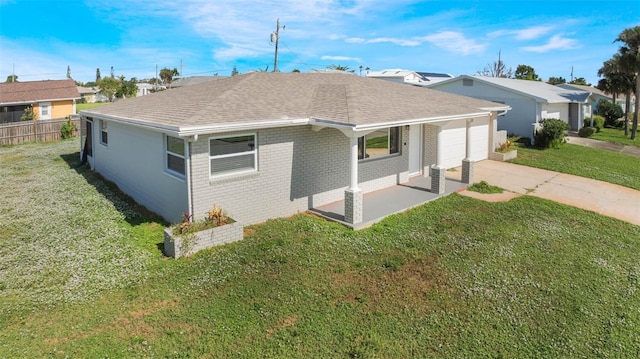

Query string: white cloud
342 31 484 53
368 37 421 46
345 36 420 46
418 31 486 55
345 37 366 43
521 35 579 52
489 25 554 40
321 55 362 62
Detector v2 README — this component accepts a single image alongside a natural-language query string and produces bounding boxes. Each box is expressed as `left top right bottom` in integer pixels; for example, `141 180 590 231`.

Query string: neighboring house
367 69 454 86
136 83 162 96
557 83 612 115
77 86 108 103
0 79 80 123
171 76 222 89
80 72 509 228
428 75 592 139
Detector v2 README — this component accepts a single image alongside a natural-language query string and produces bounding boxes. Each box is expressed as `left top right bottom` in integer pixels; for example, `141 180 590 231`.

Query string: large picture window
166 136 185 176
210 134 257 177
358 127 400 160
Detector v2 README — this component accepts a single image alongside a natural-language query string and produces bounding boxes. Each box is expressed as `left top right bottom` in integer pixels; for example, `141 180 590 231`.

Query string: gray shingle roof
82 72 508 134
0 79 80 104
171 76 223 88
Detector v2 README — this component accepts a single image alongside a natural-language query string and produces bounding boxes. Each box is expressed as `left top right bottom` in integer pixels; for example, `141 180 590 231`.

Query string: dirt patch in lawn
330 255 459 313
458 189 522 203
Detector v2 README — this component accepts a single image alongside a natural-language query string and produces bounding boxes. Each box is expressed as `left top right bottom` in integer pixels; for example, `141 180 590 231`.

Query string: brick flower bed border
489 149 517 161
163 221 244 258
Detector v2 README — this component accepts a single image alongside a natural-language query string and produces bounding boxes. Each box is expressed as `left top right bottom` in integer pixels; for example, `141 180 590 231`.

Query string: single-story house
80 72 509 227
427 75 592 139
0 79 80 123
77 86 110 103
556 83 612 115
366 69 454 86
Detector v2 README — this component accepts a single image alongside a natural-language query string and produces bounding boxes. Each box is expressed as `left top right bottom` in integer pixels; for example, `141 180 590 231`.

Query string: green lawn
511 143 640 190
76 102 109 113
590 127 640 147
1 139 639 357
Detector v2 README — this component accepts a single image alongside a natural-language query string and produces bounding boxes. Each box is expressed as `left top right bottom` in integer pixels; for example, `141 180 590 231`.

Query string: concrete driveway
469 160 640 226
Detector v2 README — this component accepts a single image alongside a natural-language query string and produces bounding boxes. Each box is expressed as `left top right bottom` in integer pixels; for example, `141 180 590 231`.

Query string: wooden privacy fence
0 117 82 146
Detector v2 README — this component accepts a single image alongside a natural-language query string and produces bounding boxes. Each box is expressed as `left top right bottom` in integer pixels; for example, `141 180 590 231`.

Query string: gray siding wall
89 120 188 222
189 125 410 225
432 81 538 139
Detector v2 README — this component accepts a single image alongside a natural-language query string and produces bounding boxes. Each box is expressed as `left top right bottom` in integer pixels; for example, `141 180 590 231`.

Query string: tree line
476 51 590 86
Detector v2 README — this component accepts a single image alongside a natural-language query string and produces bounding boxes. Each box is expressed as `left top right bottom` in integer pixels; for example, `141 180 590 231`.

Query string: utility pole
570 66 574 82
271 18 285 72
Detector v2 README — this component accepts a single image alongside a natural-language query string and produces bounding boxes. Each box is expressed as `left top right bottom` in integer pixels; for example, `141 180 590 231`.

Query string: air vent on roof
463 79 474 87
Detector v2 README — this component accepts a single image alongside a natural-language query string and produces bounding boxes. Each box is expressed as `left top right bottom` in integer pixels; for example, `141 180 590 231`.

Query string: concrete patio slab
311 175 466 229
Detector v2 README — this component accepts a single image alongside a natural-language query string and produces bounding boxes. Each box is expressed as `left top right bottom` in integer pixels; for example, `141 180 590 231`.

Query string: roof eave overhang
80 110 311 137
310 110 504 135
82 106 511 139
1 97 81 106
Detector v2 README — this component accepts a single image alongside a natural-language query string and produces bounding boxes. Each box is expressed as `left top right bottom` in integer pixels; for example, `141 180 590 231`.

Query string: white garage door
439 118 489 169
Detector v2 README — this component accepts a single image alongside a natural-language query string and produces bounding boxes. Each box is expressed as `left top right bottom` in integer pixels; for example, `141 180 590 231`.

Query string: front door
568 103 580 131
408 124 422 176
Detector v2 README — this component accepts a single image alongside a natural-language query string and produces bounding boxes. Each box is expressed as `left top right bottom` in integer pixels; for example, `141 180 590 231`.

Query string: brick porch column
461 119 474 184
344 188 363 224
431 125 446 194
431 166 446 194
345 136 363 224
461 159 474 184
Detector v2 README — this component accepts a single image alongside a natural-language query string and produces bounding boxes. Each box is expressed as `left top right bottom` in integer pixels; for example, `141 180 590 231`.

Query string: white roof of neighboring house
81 72 509 136
556 83 611 100
429 75 591 104
77 86 98 95
367 69 454 86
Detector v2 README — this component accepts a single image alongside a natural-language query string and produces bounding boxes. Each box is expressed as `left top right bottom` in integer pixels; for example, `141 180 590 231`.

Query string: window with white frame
100 120 108 145
358 127 400 160
166 136 185 176
209 134 257 177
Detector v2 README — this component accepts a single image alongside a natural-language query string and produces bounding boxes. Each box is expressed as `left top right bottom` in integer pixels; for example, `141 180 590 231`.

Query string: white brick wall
189 125 410 225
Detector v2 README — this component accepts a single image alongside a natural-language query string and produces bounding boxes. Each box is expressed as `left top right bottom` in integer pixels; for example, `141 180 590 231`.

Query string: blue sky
1 0 638 85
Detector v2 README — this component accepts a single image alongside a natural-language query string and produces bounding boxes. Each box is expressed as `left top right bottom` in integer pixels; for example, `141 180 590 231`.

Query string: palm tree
615 26 640 139
598 55 635 135
326 64 355 73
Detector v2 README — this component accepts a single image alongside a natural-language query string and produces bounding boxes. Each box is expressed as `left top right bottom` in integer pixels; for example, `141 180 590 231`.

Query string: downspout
79 115 83 161
185 135 197 221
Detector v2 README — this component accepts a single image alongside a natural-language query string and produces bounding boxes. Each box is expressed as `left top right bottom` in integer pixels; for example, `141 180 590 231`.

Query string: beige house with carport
80 72 509 228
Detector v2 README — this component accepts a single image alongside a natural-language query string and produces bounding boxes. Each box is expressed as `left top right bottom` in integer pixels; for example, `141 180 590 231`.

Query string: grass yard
511 143 640 191
590 127 640 147
76 102 109 113
1 139 640 357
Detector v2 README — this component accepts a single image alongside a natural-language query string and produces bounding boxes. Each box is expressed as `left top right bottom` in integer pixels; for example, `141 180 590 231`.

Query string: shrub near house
535 118 570 148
